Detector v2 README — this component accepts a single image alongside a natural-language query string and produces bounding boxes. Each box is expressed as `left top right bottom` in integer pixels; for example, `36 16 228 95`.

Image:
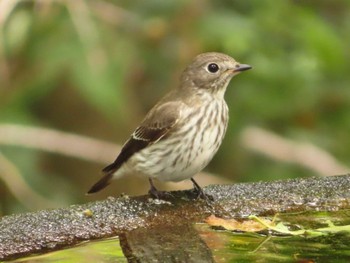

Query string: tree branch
1 174 350 261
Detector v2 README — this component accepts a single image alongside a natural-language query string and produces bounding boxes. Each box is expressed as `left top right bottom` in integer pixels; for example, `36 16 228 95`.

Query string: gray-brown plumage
88 52 251 198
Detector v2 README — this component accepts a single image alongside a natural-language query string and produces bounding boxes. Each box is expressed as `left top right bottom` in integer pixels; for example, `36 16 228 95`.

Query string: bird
87 52 252 199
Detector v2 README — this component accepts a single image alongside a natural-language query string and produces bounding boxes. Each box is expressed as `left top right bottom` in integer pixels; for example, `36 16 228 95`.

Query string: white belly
125 100 228 182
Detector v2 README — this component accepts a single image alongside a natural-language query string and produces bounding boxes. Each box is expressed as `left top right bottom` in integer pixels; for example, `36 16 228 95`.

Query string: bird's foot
148 188 173 199
192 187 214 202
148 178 173 199
191 178 214 203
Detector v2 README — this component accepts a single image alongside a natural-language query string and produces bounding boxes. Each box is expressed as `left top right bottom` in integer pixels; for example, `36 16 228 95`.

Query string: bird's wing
104 100 181 173
87 101 182 194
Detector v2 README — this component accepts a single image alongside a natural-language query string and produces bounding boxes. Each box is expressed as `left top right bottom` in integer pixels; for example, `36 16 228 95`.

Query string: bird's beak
233 64 252 72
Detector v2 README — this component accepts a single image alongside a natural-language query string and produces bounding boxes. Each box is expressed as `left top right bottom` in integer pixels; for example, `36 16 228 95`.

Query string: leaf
206 214 273 232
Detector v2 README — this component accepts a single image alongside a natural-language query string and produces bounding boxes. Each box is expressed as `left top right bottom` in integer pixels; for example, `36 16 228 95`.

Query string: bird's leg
148 178 174 199
148 178 161 199
191 177 205 198
191 178 213 201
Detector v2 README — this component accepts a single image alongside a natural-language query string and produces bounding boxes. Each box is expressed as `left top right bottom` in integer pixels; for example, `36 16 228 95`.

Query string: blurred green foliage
0 0 349 214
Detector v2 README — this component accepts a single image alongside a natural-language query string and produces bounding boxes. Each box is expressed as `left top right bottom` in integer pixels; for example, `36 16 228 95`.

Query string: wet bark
1 175 350 261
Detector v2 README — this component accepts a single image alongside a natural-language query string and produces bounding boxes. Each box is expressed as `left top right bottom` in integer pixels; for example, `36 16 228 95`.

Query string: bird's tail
86 172 113 194
86 162 121 194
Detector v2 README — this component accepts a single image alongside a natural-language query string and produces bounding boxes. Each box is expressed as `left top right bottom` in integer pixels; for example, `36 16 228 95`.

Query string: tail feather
87 172 114 194
88 142 129 194
87 162 121 194
102 162 118 173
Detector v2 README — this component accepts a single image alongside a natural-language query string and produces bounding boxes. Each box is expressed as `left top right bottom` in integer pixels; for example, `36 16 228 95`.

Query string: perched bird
88 52 251 199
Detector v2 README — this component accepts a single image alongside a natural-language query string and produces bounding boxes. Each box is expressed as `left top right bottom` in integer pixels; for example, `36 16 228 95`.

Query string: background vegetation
0 0 349 214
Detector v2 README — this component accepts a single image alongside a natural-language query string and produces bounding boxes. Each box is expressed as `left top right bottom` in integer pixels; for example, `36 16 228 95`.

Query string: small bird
88 52 251 199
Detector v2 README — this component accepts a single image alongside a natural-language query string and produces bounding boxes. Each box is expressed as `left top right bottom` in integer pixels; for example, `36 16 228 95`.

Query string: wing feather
87 101 181 194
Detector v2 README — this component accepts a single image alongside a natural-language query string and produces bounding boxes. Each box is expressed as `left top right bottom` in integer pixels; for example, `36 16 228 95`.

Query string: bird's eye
207 63 219 73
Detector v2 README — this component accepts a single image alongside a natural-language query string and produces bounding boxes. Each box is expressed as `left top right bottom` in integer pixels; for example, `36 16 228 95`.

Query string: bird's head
180 52 252 96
